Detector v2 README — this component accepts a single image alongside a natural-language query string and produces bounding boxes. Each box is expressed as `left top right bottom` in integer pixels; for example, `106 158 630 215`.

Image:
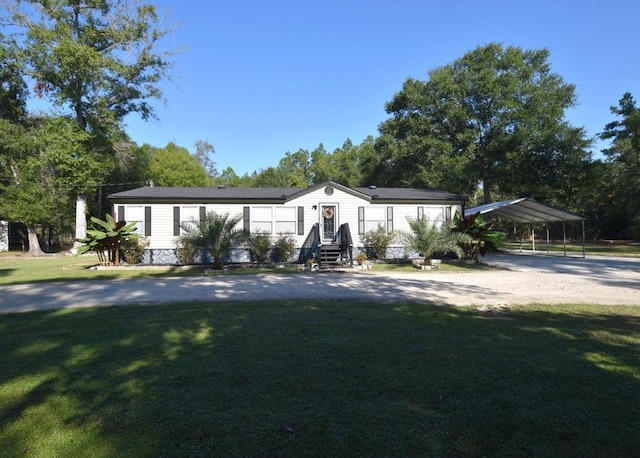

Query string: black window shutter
297 206 304 235
144 206 151 236
117 206 125 221
243 206 250 233
199 206 206 221
173 206 181 236
387 206 393 232
358 207 365 235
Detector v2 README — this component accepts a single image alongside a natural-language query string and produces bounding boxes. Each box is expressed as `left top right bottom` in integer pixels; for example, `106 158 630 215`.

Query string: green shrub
275 233 296 263
175 238 195 265
361 226 396 260
121 236 149 264
248 232 272 263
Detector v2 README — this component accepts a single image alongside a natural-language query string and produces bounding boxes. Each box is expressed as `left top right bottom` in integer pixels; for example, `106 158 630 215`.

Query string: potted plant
305 257 317 271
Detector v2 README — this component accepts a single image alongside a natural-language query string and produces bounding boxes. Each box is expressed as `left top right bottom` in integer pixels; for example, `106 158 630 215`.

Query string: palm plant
179 211 247 269
75 214 139 266
401 217 472 262
248 231 272 263
450 211 505 262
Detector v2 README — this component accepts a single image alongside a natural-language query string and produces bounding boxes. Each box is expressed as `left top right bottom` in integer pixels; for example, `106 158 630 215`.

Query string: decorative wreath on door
322 207 334 219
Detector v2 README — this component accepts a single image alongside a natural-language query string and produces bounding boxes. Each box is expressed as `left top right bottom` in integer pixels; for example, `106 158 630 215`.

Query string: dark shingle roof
108 181 465 204
108 186 300 202
355 186 464 202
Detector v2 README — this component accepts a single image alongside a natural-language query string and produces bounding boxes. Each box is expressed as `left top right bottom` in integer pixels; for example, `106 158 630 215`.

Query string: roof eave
285 180 372 202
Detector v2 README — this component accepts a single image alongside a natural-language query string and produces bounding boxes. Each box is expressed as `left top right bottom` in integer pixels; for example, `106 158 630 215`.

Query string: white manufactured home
108 181 466 265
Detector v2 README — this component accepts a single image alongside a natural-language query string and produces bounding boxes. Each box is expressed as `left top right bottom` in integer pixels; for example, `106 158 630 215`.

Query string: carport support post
546 223 550 255
562 221 567 257
531 225 536 253
582 220 586 258
518 223 523 252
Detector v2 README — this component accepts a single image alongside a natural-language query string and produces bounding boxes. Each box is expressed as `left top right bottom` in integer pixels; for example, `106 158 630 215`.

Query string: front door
320 204 337 242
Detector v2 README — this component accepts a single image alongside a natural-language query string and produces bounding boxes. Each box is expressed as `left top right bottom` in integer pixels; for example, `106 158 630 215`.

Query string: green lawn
0 254 299 285
503 240 640 257
1 301 639 457
0 254 481 285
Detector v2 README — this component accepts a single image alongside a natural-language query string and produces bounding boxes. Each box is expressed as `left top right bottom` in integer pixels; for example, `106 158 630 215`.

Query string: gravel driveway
1 252 638 314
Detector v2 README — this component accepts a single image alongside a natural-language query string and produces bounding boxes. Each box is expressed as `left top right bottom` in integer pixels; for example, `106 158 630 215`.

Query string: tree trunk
71 194 88 253
26 226 45 256
482 182 492 204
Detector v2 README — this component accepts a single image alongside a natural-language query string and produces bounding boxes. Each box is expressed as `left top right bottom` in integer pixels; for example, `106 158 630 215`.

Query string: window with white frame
251 207 273 233
181 206 200 233
274 207 296 234
249 206 298 234
364 207 387 232
423 207 445 222
416 206 454 224
126 206 145 235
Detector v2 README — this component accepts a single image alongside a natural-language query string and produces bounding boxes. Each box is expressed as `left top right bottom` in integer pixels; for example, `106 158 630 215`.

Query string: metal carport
465 197 587 257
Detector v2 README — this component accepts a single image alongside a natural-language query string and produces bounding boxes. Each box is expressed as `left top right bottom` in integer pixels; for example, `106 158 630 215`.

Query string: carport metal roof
465 197 586 257
465 197 585 223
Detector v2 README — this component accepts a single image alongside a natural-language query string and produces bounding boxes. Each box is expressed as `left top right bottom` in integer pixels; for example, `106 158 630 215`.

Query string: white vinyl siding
274 207 296 234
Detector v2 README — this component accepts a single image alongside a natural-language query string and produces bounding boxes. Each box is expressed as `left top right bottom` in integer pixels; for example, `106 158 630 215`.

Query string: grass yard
0 254 481 285
1 301 639 457
503 240 640 257
0 254 301 285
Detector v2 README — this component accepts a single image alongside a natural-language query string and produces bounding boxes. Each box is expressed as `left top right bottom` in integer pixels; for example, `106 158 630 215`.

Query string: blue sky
124 0 639 176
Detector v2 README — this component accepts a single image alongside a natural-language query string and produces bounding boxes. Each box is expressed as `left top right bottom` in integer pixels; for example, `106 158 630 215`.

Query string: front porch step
319 244 349 266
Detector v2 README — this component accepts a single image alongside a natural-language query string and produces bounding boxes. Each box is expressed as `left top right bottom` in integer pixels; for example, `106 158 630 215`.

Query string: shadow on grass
1 302 639 457
0 268 16 278
0 265 210 286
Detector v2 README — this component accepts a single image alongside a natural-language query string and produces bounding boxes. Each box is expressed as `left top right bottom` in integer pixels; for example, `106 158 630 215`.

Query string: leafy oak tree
0 116 91 254
146 142 214 187
374 43 590 203
0 38 61 255
1 0 176 243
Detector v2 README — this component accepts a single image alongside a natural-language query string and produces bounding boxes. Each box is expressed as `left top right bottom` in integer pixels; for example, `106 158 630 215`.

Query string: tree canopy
598 92 640 238
146 142 214 187
2 31 639 250
0 0 177 247
2 0 174 134
374 43 591 203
